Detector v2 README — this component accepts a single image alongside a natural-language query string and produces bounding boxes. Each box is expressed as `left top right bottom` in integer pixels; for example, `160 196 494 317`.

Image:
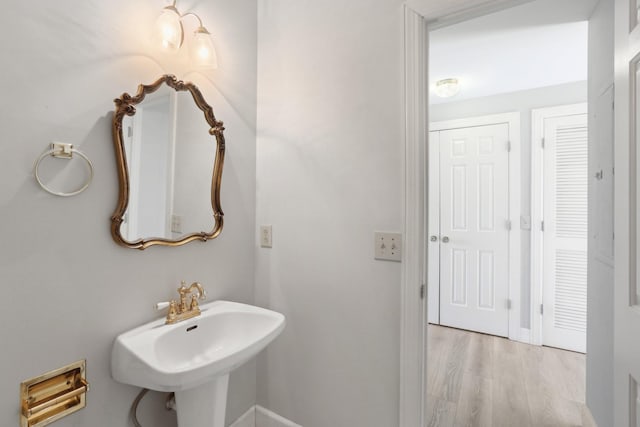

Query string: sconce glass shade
190 27 218 69
435 78 460 98
154 6 184 53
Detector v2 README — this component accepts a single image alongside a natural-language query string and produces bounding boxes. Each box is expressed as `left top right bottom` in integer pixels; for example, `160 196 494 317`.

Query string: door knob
442 236 450 243
430 235 438 242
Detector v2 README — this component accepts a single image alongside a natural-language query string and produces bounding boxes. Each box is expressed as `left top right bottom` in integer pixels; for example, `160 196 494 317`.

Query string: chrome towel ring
34 143 94 197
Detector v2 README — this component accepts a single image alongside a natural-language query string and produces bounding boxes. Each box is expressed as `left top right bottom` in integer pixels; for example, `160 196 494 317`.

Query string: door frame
399 6 428 427
613 0 639 424
428 113 522 341
401 2 528 426
531 103 588 346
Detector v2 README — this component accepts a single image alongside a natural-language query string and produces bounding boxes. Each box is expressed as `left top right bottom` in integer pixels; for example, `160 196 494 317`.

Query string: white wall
586 0 615 425
0 1 257 426
255 0 405 425
430 81 587 329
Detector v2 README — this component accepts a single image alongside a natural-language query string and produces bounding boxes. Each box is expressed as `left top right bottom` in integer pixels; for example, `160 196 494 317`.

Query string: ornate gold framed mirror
111 75 225 249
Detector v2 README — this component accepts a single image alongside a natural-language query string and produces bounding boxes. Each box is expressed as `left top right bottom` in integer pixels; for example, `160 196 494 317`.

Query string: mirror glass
111 75 225 249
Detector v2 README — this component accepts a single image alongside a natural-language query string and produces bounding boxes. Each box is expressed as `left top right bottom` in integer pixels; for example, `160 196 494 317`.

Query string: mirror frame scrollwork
111 74 225 250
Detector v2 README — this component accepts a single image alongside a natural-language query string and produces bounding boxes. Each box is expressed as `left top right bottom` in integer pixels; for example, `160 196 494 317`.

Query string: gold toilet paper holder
20 360 89 427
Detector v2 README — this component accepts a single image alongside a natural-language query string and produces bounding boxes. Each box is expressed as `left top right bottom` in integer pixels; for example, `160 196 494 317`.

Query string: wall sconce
154 0 218 69
434 78 460 98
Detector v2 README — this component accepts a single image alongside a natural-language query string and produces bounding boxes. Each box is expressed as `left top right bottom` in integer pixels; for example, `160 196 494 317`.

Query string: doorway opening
424 0 594 424
426 0 591 348
401 0 617 425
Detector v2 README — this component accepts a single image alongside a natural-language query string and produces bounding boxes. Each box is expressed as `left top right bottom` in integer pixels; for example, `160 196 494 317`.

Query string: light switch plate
260 225 272 248
374 232 402 262
520 215 531 230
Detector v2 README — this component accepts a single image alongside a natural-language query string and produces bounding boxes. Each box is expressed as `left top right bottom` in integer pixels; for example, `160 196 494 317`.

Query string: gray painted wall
255 0 404 425
431 81 588 329
0 1 257 426
586 0 615 425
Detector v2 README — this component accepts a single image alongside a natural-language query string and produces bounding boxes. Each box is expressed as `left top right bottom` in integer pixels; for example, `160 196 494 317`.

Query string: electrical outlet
171 214 182 233
260 225 272 248
374 232 402 262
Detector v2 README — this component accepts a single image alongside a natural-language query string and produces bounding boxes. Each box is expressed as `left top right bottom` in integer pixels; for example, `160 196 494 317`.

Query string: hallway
426 325 595 427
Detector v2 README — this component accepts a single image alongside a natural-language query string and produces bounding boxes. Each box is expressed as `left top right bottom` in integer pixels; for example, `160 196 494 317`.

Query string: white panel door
541 114 588 353
439 123 510 337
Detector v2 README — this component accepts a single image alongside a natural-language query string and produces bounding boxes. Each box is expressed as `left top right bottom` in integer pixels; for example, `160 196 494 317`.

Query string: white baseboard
256 406 302 427
516 327 531 344
229 406 256 427
229 405 302 427
582 404 598 427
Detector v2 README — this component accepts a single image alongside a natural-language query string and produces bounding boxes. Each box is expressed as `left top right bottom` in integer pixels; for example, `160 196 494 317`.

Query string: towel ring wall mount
34 142 94 197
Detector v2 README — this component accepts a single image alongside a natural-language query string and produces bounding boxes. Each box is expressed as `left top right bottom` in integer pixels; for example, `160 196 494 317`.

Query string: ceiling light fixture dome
435 78 460 98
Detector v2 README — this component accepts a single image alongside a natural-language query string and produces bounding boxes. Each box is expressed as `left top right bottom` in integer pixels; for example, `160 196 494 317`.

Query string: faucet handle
156 300 179 324
155 301 171 311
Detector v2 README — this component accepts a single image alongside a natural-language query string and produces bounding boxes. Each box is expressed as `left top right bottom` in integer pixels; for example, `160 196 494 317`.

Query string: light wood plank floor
426 325 594 427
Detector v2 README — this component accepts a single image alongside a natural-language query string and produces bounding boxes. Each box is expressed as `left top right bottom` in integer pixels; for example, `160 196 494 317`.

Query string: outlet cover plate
260 225 272 248
374 232 402 262
171 214 182 233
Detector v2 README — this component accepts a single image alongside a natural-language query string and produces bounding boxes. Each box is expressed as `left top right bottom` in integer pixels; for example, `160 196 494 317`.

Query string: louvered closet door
542 113 588 353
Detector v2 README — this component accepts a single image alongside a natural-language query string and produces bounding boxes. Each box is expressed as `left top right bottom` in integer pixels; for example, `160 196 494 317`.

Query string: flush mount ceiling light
154 0 218 69
434 78 460 98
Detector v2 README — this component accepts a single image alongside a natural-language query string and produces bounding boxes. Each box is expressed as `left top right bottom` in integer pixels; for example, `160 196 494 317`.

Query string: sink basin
112 300 285 391
111 300 285 427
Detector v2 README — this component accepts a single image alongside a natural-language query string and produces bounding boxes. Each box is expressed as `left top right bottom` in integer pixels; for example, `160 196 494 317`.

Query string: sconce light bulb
154 6 184 53
190 27 218 69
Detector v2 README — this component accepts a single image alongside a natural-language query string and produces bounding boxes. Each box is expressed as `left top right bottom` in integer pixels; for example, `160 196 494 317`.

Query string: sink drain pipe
130 388 176 426
130 388 149 427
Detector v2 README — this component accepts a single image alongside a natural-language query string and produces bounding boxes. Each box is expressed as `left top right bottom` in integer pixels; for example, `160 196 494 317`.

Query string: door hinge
420 284 425 299
507 299 512 310
127 126 133 138
506 219 512 231
541 138 545 149
541 221 545 232
540 304 544 315
507 141 512 152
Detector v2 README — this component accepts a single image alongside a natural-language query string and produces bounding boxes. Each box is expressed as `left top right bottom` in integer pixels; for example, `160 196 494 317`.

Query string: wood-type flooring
425 325 596 427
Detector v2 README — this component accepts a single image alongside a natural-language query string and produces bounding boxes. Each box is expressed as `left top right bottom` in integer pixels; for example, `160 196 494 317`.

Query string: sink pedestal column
174 374 229 427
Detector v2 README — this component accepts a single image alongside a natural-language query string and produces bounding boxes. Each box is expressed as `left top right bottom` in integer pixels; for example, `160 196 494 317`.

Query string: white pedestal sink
111 301 285 427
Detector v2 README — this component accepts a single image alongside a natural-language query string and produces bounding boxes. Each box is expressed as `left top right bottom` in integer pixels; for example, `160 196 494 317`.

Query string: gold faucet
160 281 207 324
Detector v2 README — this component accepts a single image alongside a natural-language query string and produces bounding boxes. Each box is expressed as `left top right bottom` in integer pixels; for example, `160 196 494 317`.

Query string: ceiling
406 0 535 27
428 0 597 104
